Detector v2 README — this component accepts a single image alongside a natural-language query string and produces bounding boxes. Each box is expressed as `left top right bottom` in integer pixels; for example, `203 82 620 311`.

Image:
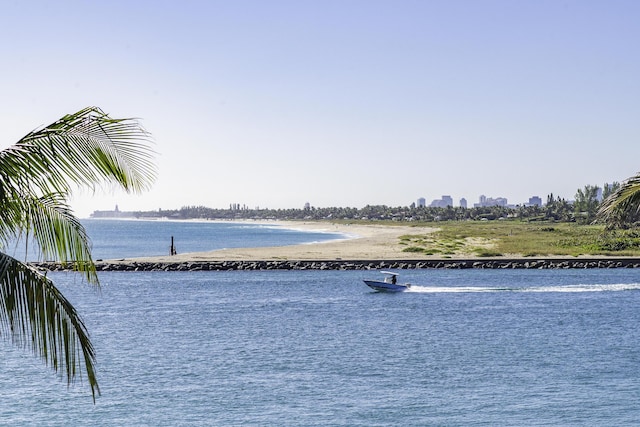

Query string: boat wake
407 283 640 293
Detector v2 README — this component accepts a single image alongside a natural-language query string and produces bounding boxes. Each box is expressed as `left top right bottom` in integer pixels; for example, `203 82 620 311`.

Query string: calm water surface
4 219 348 261
2 268 640 426
83 219 349 259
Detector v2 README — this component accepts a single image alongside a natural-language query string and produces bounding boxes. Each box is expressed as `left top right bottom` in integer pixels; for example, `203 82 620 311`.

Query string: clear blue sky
1 0 639 217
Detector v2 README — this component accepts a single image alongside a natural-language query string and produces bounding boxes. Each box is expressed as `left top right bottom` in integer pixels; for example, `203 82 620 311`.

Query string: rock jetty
30 258 640 272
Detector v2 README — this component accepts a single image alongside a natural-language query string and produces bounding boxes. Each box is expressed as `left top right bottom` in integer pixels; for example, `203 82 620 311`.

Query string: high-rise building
528 196 542 207
474 195 508 207
460 198 467 209
429 195 453 208
417 197 426 207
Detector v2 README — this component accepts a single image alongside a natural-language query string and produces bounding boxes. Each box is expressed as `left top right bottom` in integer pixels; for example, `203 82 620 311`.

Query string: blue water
1 221 640 425
2 269 640 426
3 219 348 261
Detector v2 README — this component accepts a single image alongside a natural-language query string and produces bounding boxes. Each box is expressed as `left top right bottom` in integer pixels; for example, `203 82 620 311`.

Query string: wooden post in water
170 236 177 256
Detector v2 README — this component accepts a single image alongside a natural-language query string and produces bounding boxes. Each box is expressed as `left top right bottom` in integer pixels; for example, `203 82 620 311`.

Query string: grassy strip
399 221 640 257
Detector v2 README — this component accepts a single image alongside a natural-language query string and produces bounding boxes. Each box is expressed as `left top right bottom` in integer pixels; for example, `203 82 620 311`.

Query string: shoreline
114 221 440 263
86 219 640 265
56 220 640 271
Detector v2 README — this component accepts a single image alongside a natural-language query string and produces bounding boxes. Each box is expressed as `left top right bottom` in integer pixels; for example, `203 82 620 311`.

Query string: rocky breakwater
30 258 640 272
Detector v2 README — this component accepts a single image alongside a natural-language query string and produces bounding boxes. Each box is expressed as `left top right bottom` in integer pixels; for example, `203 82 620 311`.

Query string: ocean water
3 219 348 261
84 219 350 260
1 223 640 425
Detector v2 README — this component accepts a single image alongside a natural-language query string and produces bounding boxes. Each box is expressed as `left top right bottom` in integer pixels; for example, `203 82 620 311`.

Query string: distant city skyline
90 187 603 217
416 182 619 210
420 193 544 209
95 191 552 216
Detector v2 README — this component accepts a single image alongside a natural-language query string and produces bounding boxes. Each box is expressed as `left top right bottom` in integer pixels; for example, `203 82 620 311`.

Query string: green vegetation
99 179 640 235
397 221 640 257
110 181 620 228
400 233 466 255
599 177 640 228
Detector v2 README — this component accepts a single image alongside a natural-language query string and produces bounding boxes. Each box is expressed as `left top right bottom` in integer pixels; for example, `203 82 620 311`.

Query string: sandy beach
127 221 438 263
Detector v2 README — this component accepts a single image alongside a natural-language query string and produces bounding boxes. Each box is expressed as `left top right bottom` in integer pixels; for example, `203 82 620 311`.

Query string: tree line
130 182 638 227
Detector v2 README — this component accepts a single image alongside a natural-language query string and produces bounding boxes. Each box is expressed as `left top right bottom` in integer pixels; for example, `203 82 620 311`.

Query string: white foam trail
407 283 640 293
408 286 507 293
527 283 640 293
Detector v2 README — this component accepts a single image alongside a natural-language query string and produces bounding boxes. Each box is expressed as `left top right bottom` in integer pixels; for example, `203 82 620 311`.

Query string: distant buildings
90 204 135 218
527 196 543 207
414 194 552 208
474 195 508 208
429 195 453 208
414 194 510 208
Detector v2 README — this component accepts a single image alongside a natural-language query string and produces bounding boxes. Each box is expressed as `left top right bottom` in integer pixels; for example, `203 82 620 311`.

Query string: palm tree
598 175 640 228
0 107 156 401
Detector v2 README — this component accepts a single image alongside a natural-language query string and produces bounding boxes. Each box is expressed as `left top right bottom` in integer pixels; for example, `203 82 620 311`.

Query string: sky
1 0 639 217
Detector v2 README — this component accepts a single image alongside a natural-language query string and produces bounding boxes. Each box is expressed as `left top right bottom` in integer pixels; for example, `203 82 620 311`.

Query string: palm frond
0 106 156 401
26 194 97 283
597 174 640 226
0 106 157 196
0 194 25 246
0 252 99 401
0 194 97 283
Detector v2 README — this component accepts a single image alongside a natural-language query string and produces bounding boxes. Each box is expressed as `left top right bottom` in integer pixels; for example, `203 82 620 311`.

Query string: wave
407 283 640 293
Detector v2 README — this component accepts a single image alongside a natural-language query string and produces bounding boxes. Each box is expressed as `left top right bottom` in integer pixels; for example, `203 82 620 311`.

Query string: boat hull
363 280 410 292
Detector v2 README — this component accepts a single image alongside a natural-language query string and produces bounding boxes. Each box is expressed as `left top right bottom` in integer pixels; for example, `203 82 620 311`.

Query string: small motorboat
363 271 411 292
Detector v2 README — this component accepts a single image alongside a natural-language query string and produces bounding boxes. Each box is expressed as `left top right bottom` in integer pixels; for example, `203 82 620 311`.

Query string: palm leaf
0 106 156 277
25 193 97 283
0 106 156 197
0 106 157 400
0 252 99 401
598 175 640 227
